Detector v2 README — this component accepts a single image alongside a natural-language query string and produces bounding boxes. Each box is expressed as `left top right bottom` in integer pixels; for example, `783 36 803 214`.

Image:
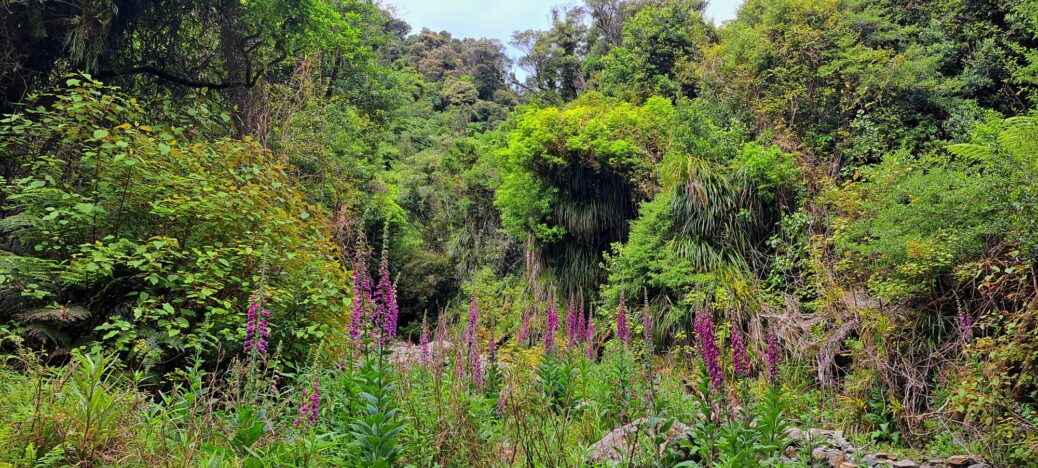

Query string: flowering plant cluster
346 246 399 353
243 300 271 356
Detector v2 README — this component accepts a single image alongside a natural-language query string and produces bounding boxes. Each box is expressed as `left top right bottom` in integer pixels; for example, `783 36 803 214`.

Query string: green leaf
93 129 109 139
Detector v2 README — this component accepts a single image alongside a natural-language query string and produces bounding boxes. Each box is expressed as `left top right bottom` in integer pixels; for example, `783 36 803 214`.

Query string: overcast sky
386 0 744 75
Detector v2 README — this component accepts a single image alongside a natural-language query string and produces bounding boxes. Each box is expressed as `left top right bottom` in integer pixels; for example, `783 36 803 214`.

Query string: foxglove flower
586 315 596 360
566 303 577 343
731 324 749 378
694 312 722 391
518 308 531 347
309 380 320 424
616 292 631 344
257 308 271 355
347 257 370 347
545 301 559 352
488 332 497 359
471 346 483 391
576 305 587 342
766 333 782 383
244 302 259 352
419 320 431 366
496 388 507 415
464 296 479 347
958 309 973 342
642 299 652 346
374 249 397 342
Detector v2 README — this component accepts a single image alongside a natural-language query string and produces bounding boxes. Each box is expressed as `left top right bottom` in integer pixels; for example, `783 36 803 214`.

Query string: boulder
586 417 691 464
946 455 980 467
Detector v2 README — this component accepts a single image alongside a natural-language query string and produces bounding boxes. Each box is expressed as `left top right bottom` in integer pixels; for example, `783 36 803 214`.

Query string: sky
387 0 744 77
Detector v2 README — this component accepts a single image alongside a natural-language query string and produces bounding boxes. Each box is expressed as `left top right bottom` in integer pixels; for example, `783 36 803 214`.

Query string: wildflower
958 309 973 342
731 324 749 378
244 302 259 352
576 304 587 342
766 333 782 383
586 315 596 360
496 388 507 415
487 332 497 359
374 248 397 342
435 312 447 343
464 296 479 347
566 302 577 344
642 298 652 347
545 301 558 353
616 292 631 344
243 301 270 355
471 346 483 391
257 308 271 355
518 307 531 347
419 320 431 366
309 380 320 424
694 312 722 391
347 256 370 347
454 354 465 381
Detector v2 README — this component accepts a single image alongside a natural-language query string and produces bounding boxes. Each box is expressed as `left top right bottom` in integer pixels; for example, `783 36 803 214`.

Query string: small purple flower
566 303 577 344
695 312 722 391
616 292 631 345
731 324 749 378
766 333 782 383
545 301 559 353
464 296 479 347
243 301 270 355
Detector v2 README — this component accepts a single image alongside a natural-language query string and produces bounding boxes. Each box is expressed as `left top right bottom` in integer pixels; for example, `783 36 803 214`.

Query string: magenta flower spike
642 299 652 346
576 304 587 342
518 308 531 347
694 312 723 391
244 302 259 352
309 380 320 424
471 346 484 391
545 301 559 353
616 292 631 345
488 332 497 358
731 324 749 378
958 309 973 342
565 302 577 344
586 315 596 360
464 296 479 347
347 256 369 348
766 333 782 382
419 320 431 366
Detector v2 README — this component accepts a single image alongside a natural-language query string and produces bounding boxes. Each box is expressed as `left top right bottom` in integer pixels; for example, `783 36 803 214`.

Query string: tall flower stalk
545 300 558 353
243 301 271 356
586 314 596 360
565 302 577 344
576 302 587 343
616 292 631 345
694 311 722 391
731 324 750 378
518 307 531 347
766 333 782 383
464 296 479 347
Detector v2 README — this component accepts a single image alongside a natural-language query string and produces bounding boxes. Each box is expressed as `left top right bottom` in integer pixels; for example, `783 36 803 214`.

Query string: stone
965 464 990 468
946 455 978 467
586 417 691 463
891 460 917 467
860 454 878 467
839 463 858 468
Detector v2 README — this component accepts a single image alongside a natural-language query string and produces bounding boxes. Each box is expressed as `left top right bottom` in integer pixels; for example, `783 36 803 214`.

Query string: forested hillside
0 0 1036 466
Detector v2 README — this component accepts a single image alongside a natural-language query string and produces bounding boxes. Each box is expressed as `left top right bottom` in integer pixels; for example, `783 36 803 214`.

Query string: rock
891 460 917 467
786 426 806 443
839 463 858 468
860 454 878 467
946 455 979 467
965 464 990 468
586 417 691 463
810 428 851 449
812 447 849 467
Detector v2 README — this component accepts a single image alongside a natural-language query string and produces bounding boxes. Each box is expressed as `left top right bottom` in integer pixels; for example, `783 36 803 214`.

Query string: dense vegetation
0 0 1037 465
